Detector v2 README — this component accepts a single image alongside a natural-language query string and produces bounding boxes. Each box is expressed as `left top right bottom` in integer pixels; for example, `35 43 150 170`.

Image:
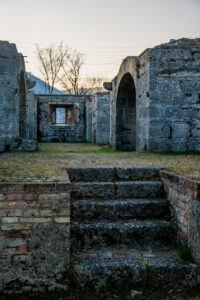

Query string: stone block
54 217 70 223
20 217 52 223
0 202 27 209
67 167 115 182
7 194 38 201
2 217 18 223
172 123 190 138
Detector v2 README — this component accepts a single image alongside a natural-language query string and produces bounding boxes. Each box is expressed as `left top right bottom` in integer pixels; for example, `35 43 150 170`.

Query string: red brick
13 247 29 255
178 231 186 239
56 183 71 192
7 194 38 201
29 202 53 208
4 231 30 239
24 183 56 193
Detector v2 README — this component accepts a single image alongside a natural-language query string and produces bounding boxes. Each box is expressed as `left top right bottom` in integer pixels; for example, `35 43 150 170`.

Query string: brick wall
0 174 71 293
160 170 200 263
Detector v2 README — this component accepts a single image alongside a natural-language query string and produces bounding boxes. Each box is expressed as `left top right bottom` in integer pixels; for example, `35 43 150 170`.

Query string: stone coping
0 171 71 193
160 170 200 200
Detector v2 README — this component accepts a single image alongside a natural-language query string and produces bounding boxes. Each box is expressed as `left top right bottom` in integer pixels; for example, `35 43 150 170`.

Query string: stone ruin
0 41 37 152
0 38 200 153
0 38 200 296
105 38 200 152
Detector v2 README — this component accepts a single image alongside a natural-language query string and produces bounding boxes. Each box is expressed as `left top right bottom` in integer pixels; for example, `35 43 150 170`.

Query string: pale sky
0 0 200 81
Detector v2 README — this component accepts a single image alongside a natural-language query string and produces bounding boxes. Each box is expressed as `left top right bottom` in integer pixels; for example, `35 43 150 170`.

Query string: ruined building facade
0 41 37 152
105 38 200 152
0 38 200 152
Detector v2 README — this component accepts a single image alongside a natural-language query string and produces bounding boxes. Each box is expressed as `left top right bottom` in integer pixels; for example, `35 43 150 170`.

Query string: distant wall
38 95 92 142
27 91 37 141
86 97 93 142
92 92 110 145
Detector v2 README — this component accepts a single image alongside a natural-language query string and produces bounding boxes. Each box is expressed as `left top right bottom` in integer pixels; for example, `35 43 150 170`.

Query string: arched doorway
18 71 27 138
116 73 136 150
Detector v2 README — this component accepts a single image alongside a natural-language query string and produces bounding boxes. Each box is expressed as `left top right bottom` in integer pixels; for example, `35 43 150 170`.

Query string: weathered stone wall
0 41 38 152
108 38 200 152
148 39 200 152
92 92 110 145
160 170 200 263
136 50 150 151
0 173 70 293
0 42 20 152
38 95 92 142
27 91 37 141
85 97 92 142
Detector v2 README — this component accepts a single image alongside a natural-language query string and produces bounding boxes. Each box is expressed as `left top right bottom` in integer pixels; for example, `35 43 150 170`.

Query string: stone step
72 220 175 251
71 181 164 200
73 247 198 290
67 166 164 182
72 198 170 221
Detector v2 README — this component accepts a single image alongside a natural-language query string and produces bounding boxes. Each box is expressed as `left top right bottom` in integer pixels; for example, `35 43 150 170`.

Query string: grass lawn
0 142 199 182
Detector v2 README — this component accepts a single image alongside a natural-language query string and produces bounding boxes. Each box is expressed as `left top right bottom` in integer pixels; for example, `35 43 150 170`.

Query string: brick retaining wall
0 174 71 294
160 170 200 263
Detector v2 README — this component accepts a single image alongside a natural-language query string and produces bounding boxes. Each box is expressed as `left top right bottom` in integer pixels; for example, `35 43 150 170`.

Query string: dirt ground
0 142 199 182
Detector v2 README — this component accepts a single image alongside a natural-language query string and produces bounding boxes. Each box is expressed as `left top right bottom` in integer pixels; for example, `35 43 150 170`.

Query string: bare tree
77 75 108 95
37 42 109 95
59 49 84 95
36 42 67 94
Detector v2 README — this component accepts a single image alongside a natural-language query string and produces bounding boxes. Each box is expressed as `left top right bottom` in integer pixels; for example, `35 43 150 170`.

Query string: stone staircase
67 167 198 292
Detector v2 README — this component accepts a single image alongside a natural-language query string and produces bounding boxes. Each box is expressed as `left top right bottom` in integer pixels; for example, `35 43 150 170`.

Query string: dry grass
0 142 199 182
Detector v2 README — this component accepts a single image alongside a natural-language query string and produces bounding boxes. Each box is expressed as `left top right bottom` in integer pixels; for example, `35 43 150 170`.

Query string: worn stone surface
67 166 115 182
160 170 200 264
72 220 175 250
92 92 110 145
71 167 199 291
72 198 170 221
10 137 39 151
74 247 198 289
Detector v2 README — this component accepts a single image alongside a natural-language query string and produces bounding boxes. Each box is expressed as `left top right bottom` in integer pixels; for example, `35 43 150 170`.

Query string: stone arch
116 72 136 150
18 70 27 138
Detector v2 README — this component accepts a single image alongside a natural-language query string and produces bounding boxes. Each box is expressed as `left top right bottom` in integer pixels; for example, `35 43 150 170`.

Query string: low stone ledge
160 170 200 264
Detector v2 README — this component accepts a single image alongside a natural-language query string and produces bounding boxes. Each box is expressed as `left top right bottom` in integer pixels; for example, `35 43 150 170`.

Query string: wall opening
116 73 136 150
51 104 75 125
18 71 27 138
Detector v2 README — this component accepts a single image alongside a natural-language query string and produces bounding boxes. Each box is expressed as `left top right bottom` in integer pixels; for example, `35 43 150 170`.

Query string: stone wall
160 170 200 263
0 41 38 152
107 38 200 152
92 92 110 145
85 97 92 142
27 91 37 141
0 42 20 152
148 39 200 152
0 173 70 293
38 95 92 142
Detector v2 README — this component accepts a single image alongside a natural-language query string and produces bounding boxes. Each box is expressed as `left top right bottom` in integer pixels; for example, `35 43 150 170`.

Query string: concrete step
67 166 164 182
73 247 198 290
72 198 170 221
72 220 175 251
71 181 164 200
